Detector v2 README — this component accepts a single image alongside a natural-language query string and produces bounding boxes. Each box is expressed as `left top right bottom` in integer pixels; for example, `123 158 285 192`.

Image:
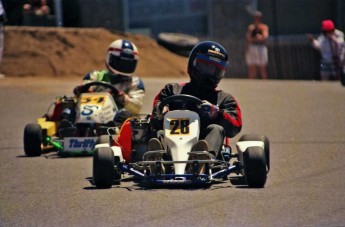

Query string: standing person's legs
248 65 257 79
320 61 332 81
258 45 268 79
0 24 4 77
246 44 258 79
259 65 267 79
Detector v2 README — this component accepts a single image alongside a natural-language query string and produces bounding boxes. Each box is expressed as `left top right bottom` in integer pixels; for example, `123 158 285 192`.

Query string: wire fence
124 0 325 80
5 0 339 80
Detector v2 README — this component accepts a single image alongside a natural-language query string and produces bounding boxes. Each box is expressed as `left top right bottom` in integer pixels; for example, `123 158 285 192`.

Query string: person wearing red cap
308 20 345 80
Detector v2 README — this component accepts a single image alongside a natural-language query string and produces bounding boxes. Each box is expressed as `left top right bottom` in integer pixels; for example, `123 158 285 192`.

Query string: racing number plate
80 95 107 105
169 118 190 135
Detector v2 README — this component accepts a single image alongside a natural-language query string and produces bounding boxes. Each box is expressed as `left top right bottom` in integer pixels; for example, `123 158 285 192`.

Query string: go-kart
92 94 270 188
23 81 122 157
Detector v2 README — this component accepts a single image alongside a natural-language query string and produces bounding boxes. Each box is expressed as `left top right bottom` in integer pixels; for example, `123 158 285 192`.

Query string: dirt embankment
2 26 189 79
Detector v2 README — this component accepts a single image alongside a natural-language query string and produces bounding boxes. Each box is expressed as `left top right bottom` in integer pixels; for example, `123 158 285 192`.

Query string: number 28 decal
169 118 190 135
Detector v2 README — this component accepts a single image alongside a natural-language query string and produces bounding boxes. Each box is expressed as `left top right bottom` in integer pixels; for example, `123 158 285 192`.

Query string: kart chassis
93 95 269 188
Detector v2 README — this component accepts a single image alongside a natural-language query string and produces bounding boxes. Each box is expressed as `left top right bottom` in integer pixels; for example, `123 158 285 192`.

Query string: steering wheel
79 81 120 96
158 94 202 111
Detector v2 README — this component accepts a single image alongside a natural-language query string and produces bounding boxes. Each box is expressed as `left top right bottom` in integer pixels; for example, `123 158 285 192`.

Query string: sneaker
146 138 164 174
189 140 210 174
191 140 208 152
147 138 163 151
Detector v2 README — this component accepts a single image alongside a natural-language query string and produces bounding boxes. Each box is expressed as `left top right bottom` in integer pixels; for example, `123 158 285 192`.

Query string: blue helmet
188 41 228 87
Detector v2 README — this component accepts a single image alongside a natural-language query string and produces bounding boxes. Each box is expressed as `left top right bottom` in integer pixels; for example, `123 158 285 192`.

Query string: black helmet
188 41 228 87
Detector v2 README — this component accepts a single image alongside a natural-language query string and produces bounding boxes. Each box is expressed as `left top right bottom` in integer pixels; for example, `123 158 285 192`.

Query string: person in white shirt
308 20 345 80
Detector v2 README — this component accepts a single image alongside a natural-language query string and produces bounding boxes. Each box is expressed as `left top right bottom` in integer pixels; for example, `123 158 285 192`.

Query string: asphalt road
1 77 345 226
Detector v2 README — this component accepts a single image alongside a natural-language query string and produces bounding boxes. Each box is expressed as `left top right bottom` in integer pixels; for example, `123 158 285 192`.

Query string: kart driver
48 39 145 127
149 41 242 159
73 39 145 125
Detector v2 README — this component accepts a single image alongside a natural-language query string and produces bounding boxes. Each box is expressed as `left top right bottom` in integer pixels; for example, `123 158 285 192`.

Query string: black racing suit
150 82 242 157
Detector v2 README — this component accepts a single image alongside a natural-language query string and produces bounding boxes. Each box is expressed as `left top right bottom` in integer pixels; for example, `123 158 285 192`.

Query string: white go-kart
92 94 270 188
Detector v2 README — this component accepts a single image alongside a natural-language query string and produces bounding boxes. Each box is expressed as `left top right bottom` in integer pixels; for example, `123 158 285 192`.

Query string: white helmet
106 39 139 76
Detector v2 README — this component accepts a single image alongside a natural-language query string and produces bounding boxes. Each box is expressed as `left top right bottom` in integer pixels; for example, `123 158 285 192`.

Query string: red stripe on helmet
108 47 138 55
196 58 226 70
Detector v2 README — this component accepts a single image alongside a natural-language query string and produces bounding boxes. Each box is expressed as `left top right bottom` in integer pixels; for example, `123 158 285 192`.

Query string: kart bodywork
93 95 270 188
23 81 120 157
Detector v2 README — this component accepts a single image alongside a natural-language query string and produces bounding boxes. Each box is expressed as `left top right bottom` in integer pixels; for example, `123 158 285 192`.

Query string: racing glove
162 105 170 115
73 85 83 97
155 104 169 121
198 100 219 120
114 91 130 106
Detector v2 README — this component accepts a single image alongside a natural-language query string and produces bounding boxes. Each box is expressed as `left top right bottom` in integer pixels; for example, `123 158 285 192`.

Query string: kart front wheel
243 146 267 188
23 123 42 157
239 134 270 172
93 147 115 188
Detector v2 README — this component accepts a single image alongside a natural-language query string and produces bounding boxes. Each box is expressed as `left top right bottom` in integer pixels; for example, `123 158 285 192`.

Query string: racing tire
97 135 111 145
93 147 115 188
243 146 267 188
113 156 122 181
238 134 270 172
23 123 42 157
156 33 199 57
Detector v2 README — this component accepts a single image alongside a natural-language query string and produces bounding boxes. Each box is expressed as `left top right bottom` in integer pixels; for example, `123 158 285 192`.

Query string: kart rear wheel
341 72 345 86
238 134 270 172
93 147 115 188
156 33 199 57
97 135 111 145
113 156 122 181
243 146 267 188
23 123 42 157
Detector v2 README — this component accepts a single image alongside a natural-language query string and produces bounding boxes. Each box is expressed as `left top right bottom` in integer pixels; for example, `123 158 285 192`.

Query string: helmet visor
108 53 137 74
193 53 227 85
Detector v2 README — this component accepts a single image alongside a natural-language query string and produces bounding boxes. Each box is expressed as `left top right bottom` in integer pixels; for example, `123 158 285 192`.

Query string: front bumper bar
119 160 242 185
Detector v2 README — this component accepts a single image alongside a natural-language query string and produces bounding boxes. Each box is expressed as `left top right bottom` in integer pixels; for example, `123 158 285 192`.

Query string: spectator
0 0 6 78
245 11 269 79
308 20 345 81
23 0 50 16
